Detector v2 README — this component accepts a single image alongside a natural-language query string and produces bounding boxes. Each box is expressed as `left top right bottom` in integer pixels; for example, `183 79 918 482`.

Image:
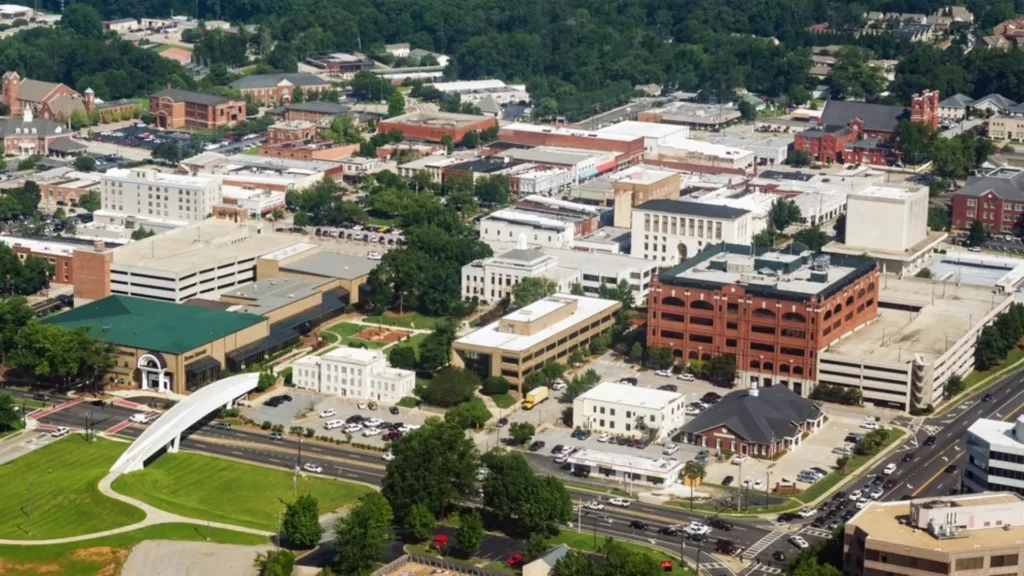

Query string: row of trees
975 302 1024 371
810 383 862 406
0 243 53 296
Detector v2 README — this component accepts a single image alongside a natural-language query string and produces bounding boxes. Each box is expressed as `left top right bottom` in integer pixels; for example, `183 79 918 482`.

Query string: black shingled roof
680 386 822 445
821 100 909 134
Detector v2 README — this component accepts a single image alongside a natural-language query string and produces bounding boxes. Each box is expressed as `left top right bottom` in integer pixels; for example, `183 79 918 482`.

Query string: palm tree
683 460 706 511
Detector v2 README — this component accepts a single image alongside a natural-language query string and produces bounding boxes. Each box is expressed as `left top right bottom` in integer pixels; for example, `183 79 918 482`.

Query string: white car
551 381 567 391
608 498 631 507
364 418 384 428
584 500 605 511
382 451 395 461
663 444 679 455
733 454 747 465
554 453 569 464
850 490 863 501
742 478 752 488
798 508 817 518
861 420 879 430
129 413 151 424
324 419 344 430
597 514 614 525
357 402 368 410
597 433 610 443
677 373 695 381
686 522 710 535
855 498 869 509
319 409 337 419
303 463 323 474
367 251 382 260
752 479 764 490
789 536 809 549
50 426 69 438
883 463 897 475
655 370 672 377
362 427 382 437
685 406 701 416
344 424 363 433
832 446 852 456
560 445 575 455
870 488 883 499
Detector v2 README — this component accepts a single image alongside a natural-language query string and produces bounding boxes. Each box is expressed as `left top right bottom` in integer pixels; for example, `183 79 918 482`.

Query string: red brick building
498 124 646 167
950 168 1024 233
377 111 498 143
647 243 879 396
228 73 332 107
266 120 317 145
149 88 245 130
0 237 113 292
1 71 98 121
793 91 939 166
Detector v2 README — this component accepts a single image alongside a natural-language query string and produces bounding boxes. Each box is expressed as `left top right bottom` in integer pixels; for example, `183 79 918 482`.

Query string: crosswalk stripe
741 530 785 559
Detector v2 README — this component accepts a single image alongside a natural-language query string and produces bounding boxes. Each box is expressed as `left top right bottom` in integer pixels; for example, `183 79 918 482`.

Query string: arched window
780 364 790 373
782 312 806 323
868 282 876 292
689 351 699 360
750 360 761 369
824 310 833 320
857 288 866 298
701 353 711 361
845 296 854 306
833 303 843 315
763 362 774 371
793 366 804 375
753 308 776 318
691 300 714 311
663 296 685 308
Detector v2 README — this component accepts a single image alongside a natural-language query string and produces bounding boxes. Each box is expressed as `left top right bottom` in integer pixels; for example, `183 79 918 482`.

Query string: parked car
655 370 672 377
597 433 610 443
677 373 695 381
733 454 747 464
663 443 679 455
609 498 631 508
389 406 400 415
529 441 545 451
722 475 734 486
497 418 509 428
790 536 809 549
268 433 283 441
319 409 337 419
506 553 524 567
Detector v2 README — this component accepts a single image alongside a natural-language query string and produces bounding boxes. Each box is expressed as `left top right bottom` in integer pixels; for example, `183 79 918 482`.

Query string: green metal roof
42 295 266 355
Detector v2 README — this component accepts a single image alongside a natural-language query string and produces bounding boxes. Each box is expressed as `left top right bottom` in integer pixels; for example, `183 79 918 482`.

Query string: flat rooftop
500 123 641 142
497 146 613 166
852 185 922 199
279 250 380 280
113 220 303 274
455 294 619 352
967 416 1024 451
849 494 1024 552
567 449 684 475
578 382 685 409
0 235 82 258
385 110 490 128
221 277 322 315
824 277 1011 364
104 168 214 187
597 121 689 140
484 239 657 276
576 226 631 246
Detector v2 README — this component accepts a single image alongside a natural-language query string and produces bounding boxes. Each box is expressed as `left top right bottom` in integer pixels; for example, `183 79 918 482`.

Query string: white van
324 419 344 430
883 463 897 475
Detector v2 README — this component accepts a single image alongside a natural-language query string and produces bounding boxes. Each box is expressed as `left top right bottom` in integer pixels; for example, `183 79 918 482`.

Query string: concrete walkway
0 471 272 546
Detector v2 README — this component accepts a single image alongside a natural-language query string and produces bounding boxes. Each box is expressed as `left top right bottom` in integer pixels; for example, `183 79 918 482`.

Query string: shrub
261 420 273 430
304 427 315 438
481 376 510 396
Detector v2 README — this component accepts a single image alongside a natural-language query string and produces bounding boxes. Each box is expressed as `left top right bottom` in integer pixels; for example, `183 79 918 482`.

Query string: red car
507 553 524 567
902 452 915 462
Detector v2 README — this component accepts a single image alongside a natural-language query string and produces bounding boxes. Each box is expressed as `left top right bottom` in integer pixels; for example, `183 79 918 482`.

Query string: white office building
630 199 754 265
100 168 221 222
596 121 690 158
468 238 659 305
573 382 687 443
292 347 416 403
480 209 577 248
965 415 1024 496
431 79 529 105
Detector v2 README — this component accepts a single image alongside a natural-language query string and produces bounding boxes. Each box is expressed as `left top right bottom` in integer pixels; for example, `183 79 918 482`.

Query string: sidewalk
0 471 272 546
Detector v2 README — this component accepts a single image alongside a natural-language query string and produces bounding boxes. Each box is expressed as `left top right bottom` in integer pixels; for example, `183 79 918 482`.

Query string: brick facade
149 90 245 130
952 189 1023 233
377 114 498 144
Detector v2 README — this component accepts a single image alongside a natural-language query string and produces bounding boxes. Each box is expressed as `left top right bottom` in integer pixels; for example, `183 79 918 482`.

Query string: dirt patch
0 546 128 576
353 326 411 343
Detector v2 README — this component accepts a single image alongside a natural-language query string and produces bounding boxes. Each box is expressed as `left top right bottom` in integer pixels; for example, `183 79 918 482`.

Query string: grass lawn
553 529 692 575
401 332 428 355
367 216 396 227
112 451 371 531
396 396 421 408
322 322 385 350
241 146 260 155
0 437 145 540
489 394 517 409
0 523 268 576
795 428 906 504
363 312 442 330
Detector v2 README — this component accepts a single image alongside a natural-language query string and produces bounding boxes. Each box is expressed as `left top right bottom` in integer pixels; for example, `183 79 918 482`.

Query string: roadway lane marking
741 531 785 559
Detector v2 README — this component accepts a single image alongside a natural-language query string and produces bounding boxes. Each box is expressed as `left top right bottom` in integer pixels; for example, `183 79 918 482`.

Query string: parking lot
242 390 433 450
310 225 406 253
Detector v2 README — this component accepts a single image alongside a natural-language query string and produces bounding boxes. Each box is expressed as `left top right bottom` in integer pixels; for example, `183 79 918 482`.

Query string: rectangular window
660 330 684 339
992 554 1019 568
661 312 685 323
726 338 737 347
690 316 714 327
750 342 775 353
727 303 739 313
751 324 775 335
726 321 738 330
955 558 984 571
780 347 806 357
689 334 713 344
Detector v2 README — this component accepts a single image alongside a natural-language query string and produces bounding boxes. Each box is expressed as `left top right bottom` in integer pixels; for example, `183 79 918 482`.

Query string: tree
568 349 586 366
388 345 418 371
418 319 459 373
456 509 484 556
461 130 480 149
281 494 324 548
350 71 395 102
322 115 363 144
738 99 757 121
482 451 572 536
440 134 454 154
645 346 672 370
381 417 479 521
787 148 811 167
893 120 935 165
628 342 643 363
512 277 557 308
703 354 737 386
928 205 949 232
422 367 479 407
564 369 601 401
569 282 585 296
0 393 19 432
474 175 510 206
830 47 885 100
683 460 706 484
944 374 966 400
254 549 295 576
387 90 406 117
293 212 310 227
602 538 662 576
968 220 988 247
131 226 156 241
753 228 776 247
61 3 103 39
768 197 802 231
482 376 510 396
793 225 831 252
404 503 435 542
332 492 394 576
72 155 98 174
552 550 601 576
444 398 492 429
915 268 933 279
292 86 305 104
508 421 536 445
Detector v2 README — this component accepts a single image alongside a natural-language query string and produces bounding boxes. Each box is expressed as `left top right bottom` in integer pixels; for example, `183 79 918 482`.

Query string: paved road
0 387 69 405
114 424 761 574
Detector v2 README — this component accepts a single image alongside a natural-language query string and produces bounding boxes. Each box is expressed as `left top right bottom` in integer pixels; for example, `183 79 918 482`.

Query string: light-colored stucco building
291 347 415 403
630 199 754 265
101 167 221 223
573 382 687 443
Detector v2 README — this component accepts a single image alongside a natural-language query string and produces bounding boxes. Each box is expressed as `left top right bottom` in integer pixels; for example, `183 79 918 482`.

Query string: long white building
291 347 415 403
966 416 1024 496
100 168 221 222
431 79 529 105
630 199 754 265
573 382 687 443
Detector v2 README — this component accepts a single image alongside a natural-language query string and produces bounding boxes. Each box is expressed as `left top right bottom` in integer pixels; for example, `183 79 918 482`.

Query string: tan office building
845 493 1024 576
452 294 620 392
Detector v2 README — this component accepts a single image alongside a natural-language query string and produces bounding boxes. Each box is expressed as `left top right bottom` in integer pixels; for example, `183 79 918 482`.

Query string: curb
932 355 1024 418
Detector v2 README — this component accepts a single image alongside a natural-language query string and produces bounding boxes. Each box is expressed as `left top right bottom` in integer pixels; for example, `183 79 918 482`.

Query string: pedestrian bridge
110 373 259 474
